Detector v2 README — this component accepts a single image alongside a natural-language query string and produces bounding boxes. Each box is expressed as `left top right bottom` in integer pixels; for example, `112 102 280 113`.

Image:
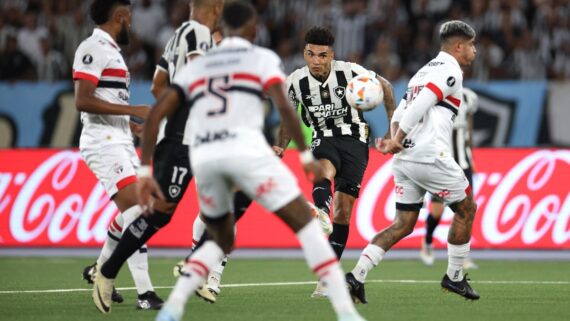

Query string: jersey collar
218 37 253 48
437 51 460 69
92 28 121 51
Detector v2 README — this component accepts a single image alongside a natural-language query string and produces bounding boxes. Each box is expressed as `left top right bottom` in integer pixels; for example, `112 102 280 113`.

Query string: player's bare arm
74 79 150 119
274 122 293 157
377 75 396 138
150 68 169 100
266 83 324 182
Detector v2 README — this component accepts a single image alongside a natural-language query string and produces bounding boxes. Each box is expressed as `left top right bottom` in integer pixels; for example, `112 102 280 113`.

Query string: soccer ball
307 201 333 235
346 75 384 111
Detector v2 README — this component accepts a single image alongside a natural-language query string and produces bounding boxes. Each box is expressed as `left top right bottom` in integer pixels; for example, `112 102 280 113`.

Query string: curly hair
304 26 335 47
89 0 131 25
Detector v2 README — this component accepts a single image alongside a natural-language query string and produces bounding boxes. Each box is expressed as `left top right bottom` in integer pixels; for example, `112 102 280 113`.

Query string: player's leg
82 145 158 313
428 157 479 300
157 161 234 321
347 159 425 303
177 190 253 297
461 167 478 270
311 138 339 234
240 154 363 320
330 137 369 260
421 196 444 266
206 190 252 295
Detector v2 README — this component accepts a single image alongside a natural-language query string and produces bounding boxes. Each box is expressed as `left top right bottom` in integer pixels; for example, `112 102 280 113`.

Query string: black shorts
153 138 193 203
311 136 369 198
432 166 473 203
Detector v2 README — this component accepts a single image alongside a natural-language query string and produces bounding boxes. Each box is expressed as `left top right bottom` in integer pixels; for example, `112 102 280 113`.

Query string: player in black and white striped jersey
273 26 396 298
420 88 479 269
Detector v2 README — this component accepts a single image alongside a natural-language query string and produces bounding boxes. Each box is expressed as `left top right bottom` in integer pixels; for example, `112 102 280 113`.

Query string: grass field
1 257 569 321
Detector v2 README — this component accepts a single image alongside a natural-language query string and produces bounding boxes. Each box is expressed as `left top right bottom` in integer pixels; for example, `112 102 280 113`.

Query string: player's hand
129 121 144 138
302 160 325 183
272 146 284 158
383 139 404 154
136 177 165 215
131 104 151 120
375 137 389 154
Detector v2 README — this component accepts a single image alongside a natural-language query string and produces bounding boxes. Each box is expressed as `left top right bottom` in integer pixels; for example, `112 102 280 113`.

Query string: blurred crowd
1 0 570 82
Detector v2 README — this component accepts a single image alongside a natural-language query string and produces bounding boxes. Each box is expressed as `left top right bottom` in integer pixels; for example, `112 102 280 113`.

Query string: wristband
136 165 152 178
299 150 315 165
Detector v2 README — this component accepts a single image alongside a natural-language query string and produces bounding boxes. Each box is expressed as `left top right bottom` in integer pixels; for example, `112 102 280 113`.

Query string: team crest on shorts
169 185 181 198
447 76 456 87
333 86 345 99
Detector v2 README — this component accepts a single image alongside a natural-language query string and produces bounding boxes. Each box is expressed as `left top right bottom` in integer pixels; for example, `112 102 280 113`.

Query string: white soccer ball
346 75 384 111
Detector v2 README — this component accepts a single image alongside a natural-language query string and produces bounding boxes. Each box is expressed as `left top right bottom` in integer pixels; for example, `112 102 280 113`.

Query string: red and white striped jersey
173 37 285 165
393 51 463 163
72 28 133 147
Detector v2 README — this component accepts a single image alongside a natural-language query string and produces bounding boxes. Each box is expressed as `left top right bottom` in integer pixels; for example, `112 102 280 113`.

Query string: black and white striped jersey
286 61 376 143
451 88 478 170
155 20 213 142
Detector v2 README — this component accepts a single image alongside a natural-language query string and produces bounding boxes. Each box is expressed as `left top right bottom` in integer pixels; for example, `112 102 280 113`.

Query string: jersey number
207 75 230 116
171 166 188 185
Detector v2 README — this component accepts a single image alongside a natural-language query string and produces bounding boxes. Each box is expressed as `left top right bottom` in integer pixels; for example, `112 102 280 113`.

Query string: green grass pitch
1 257 569 321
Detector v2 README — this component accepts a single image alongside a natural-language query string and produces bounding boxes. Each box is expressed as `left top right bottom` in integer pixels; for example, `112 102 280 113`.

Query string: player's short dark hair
305 26 335 47
439 20 476 43
89 0 131 25
222 1 256 29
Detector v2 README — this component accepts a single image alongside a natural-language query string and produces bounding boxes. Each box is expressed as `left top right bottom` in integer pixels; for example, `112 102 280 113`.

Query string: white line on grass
1 279 569 294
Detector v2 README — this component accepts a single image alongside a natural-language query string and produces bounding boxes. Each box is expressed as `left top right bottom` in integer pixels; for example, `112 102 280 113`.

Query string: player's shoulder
252 45 280 62
287 65 309 84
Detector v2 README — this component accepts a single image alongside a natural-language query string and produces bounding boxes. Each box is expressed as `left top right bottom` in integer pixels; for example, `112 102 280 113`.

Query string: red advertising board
0 148 569 249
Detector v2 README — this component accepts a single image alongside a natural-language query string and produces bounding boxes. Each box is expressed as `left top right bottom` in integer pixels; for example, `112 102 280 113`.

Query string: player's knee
202 212 235 253
335 181 360 199
145 211 173 228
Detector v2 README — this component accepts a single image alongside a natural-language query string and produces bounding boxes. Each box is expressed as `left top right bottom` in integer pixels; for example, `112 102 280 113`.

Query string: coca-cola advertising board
0 148 568 249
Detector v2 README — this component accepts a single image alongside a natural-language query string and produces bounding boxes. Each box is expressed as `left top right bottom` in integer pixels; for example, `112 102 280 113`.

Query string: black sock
234 191 253 221
101 212 171 279
425 213 440 245
329 223 349 259
312 179 332 214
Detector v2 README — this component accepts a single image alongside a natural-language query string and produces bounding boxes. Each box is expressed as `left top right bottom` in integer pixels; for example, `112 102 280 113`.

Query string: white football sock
297 219 357 317
351 244 385 283
96 215 123 268
192 215 206 250
167 241 225 307
211 255 228 277
127 245 154 294
447 242 470 281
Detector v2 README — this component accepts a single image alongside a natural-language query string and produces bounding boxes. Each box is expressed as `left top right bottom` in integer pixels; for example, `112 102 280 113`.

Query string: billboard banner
0 148 569 249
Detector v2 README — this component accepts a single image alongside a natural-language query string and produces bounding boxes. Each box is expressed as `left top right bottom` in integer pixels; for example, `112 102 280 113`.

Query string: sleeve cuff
263 76 285 91
73 71 99 86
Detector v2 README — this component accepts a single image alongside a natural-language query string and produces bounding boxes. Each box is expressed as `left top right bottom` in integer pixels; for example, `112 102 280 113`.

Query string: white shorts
192 154 301 219
80 143 139 197
392 157 470 209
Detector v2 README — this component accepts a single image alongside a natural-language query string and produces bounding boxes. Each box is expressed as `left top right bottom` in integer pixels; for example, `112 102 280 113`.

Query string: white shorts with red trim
192 153 300 219
392 157 470 207
80 142 139 198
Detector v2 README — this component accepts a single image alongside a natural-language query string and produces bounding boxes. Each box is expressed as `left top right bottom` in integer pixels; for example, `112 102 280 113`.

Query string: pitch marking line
1 279 569 294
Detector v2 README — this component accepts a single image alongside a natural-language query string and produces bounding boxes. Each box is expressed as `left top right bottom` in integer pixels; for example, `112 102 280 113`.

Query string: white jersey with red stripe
394 51 463 163
72 28 132 147
174 37 285 166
